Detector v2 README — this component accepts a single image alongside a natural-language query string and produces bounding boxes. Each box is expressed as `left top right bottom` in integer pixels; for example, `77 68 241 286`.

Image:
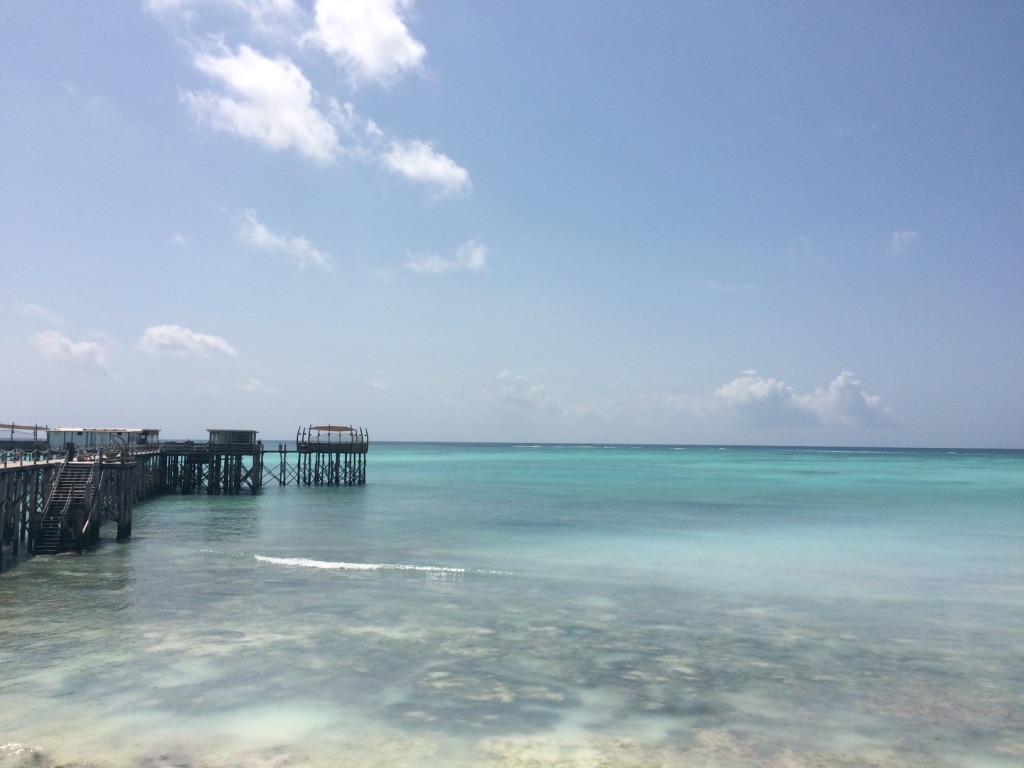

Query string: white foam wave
255 555 465 574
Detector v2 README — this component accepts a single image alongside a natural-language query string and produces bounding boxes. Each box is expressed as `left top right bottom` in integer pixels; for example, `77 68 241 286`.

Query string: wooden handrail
40 455 69 518
78 463 98 539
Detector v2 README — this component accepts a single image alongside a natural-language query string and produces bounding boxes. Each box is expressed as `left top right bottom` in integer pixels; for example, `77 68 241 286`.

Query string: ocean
1 443 1021 767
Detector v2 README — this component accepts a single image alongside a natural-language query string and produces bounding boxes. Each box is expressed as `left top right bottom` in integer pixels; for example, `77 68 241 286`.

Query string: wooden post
1 472 6 570
118 463 133 540
74 505 84 554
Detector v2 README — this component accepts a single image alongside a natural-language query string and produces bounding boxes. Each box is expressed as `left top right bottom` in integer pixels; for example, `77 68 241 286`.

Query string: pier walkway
0 426 368 563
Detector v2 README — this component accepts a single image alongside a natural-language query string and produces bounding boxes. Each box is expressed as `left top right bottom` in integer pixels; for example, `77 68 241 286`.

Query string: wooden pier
265 425 369 487
0 424 368 563
159 442 264 495
0 452 57 566
0 448 158 564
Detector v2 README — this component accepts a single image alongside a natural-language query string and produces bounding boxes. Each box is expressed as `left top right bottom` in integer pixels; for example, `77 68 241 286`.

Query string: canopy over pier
284 425 368 486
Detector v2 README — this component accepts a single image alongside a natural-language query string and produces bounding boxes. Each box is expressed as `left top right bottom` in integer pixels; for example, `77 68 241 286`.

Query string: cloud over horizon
491 369 561 417
138 325 239 358
715 370 896 429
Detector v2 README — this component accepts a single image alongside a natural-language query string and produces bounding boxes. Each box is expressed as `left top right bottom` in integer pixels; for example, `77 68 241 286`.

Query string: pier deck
1 425 368 561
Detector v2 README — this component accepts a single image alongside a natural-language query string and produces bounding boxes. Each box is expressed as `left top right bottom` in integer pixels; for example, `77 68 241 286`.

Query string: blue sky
1 1 1021 447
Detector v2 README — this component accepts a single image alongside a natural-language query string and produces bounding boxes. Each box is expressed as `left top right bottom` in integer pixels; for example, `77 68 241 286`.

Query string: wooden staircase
35 462 95 554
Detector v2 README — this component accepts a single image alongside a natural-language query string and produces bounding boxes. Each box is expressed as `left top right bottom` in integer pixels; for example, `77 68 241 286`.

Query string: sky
1 1 1022 447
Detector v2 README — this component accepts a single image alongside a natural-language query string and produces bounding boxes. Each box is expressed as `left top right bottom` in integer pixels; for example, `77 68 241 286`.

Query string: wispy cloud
33 330 109 375
406 240 487 274
486 369 605 427
239 209 334 271
382 139 471 196
785 235 818 261
239 377 276 394
144 0 305 39
138 325 238 357
329 102 471 195
492 369 560 416
714 370 896 428
18 302 65 324
889 230 919 256
367 370 390 390
309 0 426 87
183 43 339 163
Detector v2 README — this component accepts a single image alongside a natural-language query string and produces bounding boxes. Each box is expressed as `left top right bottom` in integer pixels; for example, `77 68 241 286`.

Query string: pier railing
1 448 63 466
296 425 366 443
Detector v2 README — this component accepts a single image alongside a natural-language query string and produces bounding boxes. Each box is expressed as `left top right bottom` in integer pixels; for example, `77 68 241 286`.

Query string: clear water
1 443 1022 767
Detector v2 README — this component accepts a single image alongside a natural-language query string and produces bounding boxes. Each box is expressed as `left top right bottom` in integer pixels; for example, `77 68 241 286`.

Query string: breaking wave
255 555 466 574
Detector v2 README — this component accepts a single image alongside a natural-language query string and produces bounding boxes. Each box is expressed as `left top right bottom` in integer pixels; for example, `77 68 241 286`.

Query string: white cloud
799 371 897 428
493 370 558 415
889 230 919 256
183 44 339 163
149 0 424 87
382 139 471 196
715 371 818 428
405 240 487 274
487 370 603 426
334 105 472 194
239 377 276 394
715 370 895 429
18 302 64 324
153 0 473 195
145 0 304 38
231 0 304 37
138 325 238 357
309 0 426 87
143 0 175 11
239 209 334 271
367 370 390 390
33 330 109 375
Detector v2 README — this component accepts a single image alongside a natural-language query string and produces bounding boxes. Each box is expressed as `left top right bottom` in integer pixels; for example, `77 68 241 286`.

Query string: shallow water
1 444 1022 766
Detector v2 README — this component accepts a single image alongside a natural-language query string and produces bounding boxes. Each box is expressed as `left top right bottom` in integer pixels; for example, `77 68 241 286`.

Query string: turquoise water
1 443 1022 767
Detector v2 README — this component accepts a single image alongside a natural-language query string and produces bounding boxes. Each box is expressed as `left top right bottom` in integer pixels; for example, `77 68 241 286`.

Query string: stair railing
54 467 79 540
78 462 99 540
40 453 70 519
